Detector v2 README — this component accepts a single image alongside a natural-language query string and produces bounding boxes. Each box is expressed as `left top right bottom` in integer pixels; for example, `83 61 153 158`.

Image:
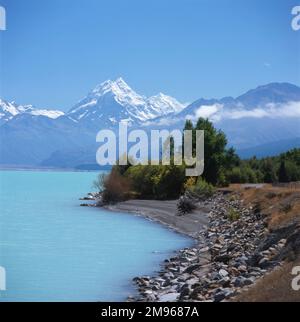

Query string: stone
215 254 231 264
162 278 171 287
237 265 248 273
219 277 231 287
219 269 229 277
179 287 190 300
214 291 226 302
258 257 269 268
234 276 254 287
184 264 201 274
190 287 203 300
159 293 180 302
199 246 209 253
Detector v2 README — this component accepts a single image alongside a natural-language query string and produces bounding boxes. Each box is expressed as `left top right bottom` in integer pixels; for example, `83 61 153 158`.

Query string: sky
0 0 299 110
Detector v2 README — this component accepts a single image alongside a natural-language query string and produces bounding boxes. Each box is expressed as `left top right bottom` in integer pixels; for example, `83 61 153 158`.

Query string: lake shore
105 199 210 238
99 190 294 302
81 185 300 302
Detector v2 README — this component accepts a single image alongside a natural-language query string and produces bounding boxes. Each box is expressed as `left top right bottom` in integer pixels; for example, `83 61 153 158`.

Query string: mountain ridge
1 79 300 167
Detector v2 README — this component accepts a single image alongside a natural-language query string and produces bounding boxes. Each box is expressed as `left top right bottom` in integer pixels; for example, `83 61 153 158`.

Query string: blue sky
0 0 299 110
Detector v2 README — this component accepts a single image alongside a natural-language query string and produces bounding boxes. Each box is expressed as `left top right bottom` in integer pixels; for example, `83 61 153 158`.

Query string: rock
199 246 209 253
185 278 199 286
179 287 190 300
243 278 254 286
258 257 270 268
162 278 171 287
211 272 220 280
219 276 231 287
190 287 203 300
219 269 229 278
146 293 157 302
215 254 231 264
214 288 235 302
184 264 201 274
237 265 247 273
214 291 226 302
159 293 180 302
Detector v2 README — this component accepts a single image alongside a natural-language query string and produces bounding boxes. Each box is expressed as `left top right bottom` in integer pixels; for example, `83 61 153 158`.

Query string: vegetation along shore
84 118 300 302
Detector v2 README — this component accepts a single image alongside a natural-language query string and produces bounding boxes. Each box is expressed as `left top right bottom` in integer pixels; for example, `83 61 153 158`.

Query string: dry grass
234 257 300 302
101 169 132 204
220 184 300 302
223 185 300 230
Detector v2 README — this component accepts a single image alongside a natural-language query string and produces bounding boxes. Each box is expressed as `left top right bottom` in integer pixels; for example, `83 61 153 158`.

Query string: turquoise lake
0 170 192 302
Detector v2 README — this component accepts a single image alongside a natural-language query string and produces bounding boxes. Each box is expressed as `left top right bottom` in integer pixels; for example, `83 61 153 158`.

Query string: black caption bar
0 302 294 321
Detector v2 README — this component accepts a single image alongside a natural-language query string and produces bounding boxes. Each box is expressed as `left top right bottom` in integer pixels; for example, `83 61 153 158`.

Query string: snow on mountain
68 78 185 125
148 82 300 149
0 98 64 125
1 80 300 167
146 93 184 115
0 99 30 124
29 109 64 119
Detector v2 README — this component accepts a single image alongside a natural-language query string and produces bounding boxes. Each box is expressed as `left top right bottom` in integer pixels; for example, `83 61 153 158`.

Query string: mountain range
1 78 300 168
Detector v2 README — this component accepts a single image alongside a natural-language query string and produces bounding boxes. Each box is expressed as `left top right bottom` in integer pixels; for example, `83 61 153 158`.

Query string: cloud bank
188 101 300 123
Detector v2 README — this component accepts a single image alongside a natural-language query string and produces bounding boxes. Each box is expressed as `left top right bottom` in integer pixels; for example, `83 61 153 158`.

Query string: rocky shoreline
127 193 287 302
80 190 295 302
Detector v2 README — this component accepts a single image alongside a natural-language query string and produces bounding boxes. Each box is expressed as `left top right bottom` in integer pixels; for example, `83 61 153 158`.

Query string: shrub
125 164 186 200
177 195 197 216
187 177 215 199
152 165 186 200
94 169 131 204
184 177 197 190
227 207 240 221
226 167 244 183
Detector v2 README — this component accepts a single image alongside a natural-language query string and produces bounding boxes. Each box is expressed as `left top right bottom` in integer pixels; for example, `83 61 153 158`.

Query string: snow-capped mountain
0 99 31 125
68 78 185 126
150 82 300 149
0 98 64 126
236 82 300 108
1 80 300 168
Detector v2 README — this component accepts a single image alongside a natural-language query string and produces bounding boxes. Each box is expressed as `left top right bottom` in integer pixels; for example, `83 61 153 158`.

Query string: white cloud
190 101 300 123
143 101 300 129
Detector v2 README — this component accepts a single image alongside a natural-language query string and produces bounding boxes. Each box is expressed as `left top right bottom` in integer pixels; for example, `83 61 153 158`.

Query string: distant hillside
237 138 300 159
1 80 300 168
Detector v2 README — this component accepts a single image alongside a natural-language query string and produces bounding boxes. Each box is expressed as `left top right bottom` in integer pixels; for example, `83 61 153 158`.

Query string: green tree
278 160 289 183
261 159 277 183
195 118 228 185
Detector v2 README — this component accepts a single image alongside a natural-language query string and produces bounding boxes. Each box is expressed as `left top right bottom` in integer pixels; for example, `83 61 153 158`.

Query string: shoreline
97 193 288 302
104 199 211 302
105 199 211 239
83 189 298 302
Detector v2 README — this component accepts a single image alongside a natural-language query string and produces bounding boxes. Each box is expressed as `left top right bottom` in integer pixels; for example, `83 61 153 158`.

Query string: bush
187 177 215 199
94 169 131 204
177 195 197 216
226 167 244 183
125 164 186 200
152 165 186 200
227 207 240 221
226 166 259 183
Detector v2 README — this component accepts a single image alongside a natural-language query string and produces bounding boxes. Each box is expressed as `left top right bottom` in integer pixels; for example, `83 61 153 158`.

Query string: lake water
0 170 192 302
